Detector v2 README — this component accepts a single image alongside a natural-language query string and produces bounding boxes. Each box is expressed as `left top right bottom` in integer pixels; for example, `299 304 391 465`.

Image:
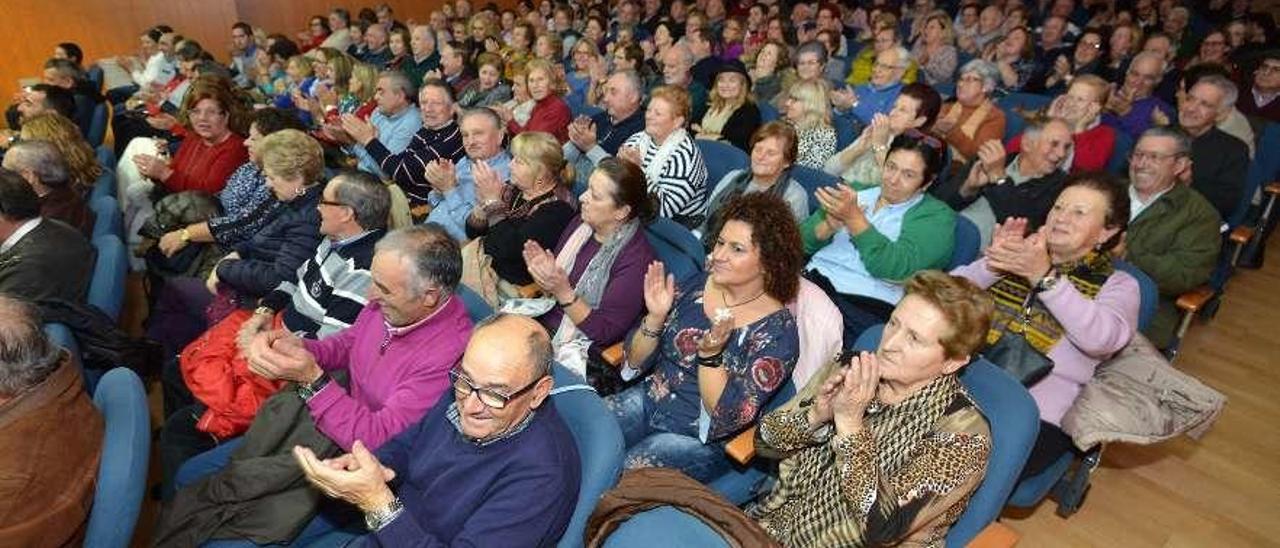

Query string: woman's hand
236 311 272 353
522 240 573 302
814 185 863 229
986 225 1053 284
472 160 505 204
158 229 189 257
490 103 514 124
616 145 643 167
832 351 881 435
642 261 676 323
867 112 892 146
807 370 845 428
133 153 173 181
697 312 734 358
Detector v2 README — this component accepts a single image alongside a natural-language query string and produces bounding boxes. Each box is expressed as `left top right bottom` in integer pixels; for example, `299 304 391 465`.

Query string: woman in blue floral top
608 193 805 482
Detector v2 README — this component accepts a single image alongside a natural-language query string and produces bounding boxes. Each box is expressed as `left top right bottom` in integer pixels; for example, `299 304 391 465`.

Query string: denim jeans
606 384 732 483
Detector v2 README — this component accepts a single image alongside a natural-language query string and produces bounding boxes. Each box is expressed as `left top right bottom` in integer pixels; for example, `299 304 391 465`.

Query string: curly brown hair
714 192 804 303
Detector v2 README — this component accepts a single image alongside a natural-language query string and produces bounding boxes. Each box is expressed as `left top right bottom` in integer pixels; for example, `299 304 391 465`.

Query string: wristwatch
1034 271 1060 293
364 495 404 531
254 306 274 317
296 372 331 401
179 227 191 243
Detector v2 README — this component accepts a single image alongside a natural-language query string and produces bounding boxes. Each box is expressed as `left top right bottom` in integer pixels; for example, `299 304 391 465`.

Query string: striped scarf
985 252 1114 354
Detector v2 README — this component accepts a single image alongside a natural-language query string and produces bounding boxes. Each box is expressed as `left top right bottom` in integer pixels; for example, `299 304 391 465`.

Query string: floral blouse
635 272 799 442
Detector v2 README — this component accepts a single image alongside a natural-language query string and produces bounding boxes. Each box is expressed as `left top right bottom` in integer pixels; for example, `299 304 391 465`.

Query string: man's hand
423 159 459 194
246 329 323 383
294 440 397 513
568 118 598 152
340 114 378 146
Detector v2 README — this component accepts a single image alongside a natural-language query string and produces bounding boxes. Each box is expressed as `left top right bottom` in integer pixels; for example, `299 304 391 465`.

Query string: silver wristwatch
364 495 405 531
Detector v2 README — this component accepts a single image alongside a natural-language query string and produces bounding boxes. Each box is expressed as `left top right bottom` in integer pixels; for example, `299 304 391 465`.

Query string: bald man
295 314 580 546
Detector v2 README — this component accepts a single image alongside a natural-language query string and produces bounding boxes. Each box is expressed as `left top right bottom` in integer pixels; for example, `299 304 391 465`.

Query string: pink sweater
952 258 1139 425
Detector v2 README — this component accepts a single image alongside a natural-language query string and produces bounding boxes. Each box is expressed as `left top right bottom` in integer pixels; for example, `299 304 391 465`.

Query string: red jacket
162 133 248 194
181 309 285 439
509 95 572 143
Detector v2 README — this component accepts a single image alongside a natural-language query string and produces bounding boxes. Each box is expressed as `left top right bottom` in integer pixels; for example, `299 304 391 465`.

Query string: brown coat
0 354 103 547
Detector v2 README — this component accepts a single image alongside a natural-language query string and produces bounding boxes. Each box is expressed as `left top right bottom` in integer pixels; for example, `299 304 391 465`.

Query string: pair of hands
567 116 599 152
339 114 379 146
642 262 732 358
809 351 882 434
616 145 643 167
294 440 397 514
814 184 866 233
158 228 188 256
985 217 1054 284
244 327 324 384
205 252 240 294
830 86 859 111
133 152 173 181
522 240 574 303
472 160 506 205
861 112 894 147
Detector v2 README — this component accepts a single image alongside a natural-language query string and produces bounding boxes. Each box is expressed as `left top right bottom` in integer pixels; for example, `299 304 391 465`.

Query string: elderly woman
119 77 249 266
155 108 309 258
463 131 577 305
1030 27 1110 95
983 26 1038 93
18 112 103 193
803 132 957 343
695 62 762 152
749 40 790 105
457 53 513 108
702 122 810 245
609 193 803 482
748 270 994 545
781 79 836 170
521 158 657 377
934 59 1007 164
495 58 572 142
618 86 709 229
1010 75 1116 172
912 10 959 85
773 41 832 112
952 172 1138 481
826 83 941 186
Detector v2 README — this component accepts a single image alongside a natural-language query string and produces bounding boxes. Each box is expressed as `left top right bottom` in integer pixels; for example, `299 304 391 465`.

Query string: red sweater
162 133 248 194
1007 122 1116 173
509 95 572 143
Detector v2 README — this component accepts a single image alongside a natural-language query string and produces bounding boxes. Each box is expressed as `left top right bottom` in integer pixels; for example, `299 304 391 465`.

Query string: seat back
87 101 109 148
644 218 706 287
90 195 123 240
84 368 150 548
552 364 626 548
790 165 841 213
455 285 494 323
758 101 779 123
95 144 116 170
949 216 981 270
601 506 731 548
90 166 117 203
1237 122 1280 228
854 325 1039 548
696 139 750 202
1114 259 1158 333
1107 128 1134 175
86 64 105 92
88 235 128 321
995 93 1054 143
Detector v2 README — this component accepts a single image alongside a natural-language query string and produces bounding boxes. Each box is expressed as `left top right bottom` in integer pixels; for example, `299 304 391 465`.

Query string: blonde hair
1071 74 1111 106
258 129 323 184
19 112 102 188
349 62 379 102
787 79 832 130
286 55 314 78
924 10 956 45
523 58 566 96
510 131 571 188
709 70 751 113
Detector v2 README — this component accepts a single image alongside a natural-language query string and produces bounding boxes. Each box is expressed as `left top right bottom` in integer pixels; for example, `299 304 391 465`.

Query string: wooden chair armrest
1229 225 1254 245
1265 182 1280 195
1176 286 1215 313
516 283 541 298
601 343 625 367
725 426 758 464
967 522 1020 548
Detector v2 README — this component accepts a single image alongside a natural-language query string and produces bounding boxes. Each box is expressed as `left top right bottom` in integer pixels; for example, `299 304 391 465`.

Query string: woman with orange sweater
934 59 1006 165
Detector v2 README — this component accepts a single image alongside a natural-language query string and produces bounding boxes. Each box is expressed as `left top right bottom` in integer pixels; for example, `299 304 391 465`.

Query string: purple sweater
538 218 655 350
303 297 473 450
952 258 1139 425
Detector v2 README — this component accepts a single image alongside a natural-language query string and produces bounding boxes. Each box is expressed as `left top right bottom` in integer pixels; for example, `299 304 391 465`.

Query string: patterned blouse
635 272 799 442
208 163 283 247
796 125 838 171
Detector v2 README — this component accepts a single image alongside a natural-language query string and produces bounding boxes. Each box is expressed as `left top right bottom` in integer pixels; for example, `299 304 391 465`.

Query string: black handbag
984 290 1054 386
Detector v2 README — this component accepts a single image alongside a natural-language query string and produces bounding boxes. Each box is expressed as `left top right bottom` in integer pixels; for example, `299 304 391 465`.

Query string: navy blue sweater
364 394 581 547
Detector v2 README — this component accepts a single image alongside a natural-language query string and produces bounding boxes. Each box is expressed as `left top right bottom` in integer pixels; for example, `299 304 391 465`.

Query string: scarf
985 252 1114 354
867 374 963 476
642 128 692 188
700 168 794 247
550 219 642 376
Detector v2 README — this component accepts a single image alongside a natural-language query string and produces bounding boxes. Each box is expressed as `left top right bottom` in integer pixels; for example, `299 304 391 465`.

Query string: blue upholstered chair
949 216 981 270
757 101 779 123
88 234 128 321
84 368 151 548
1106 128 1133 175
95 144 117 170
643 217 706 287
552 363 626 548
790 165 841 214
696 139 750 204
602 506 731 548
995 93 1054 143
87 101 109 148
90 195 123 240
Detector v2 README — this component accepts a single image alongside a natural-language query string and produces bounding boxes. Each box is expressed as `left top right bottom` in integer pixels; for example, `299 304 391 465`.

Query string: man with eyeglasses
1237 50 1280 124
1120 126 1221 349
834 45 911 126
293 313 579 546
1103 51 1175 141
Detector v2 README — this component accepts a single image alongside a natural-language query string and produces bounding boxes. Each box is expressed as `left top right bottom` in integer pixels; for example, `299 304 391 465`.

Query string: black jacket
931 160 1068 232
1189 126 1250 222
216 185 323 299
0 218 94 304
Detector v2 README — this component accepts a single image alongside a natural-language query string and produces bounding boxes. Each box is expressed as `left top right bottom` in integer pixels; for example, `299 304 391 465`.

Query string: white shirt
0 218 42 253
1128 184 1172 222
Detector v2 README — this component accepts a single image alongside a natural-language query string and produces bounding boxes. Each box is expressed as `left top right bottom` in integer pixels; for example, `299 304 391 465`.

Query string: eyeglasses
450 367 544 409
874 61 905 70
318 199 349 208
1129 150 1183 163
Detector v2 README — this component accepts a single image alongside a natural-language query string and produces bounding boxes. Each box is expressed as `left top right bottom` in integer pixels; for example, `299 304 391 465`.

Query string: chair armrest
1176 286 1215 313
967 522 1020 548
725 426 757 464
1229 225 1253 245
516 283 541 298
601 343 625 367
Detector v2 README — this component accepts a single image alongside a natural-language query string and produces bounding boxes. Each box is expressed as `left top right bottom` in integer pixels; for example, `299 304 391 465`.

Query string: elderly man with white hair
1178 74 1250 221
2 140 93 236
563 70 646 190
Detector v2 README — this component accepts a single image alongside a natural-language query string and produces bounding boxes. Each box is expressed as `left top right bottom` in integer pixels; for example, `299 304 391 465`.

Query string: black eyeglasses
449 368 545 409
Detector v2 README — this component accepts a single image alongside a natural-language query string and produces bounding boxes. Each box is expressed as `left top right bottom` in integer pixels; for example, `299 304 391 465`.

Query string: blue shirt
350 105 423 177
850 82 903 125
425 151 512 241
807 186 924 304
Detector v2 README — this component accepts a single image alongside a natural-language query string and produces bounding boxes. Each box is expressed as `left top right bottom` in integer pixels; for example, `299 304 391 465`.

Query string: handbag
984 290 1054 386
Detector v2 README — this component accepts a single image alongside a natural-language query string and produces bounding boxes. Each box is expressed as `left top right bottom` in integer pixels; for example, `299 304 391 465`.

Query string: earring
295 185 306 197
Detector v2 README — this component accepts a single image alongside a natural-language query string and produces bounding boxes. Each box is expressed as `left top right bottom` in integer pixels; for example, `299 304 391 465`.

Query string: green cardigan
801 184 956 283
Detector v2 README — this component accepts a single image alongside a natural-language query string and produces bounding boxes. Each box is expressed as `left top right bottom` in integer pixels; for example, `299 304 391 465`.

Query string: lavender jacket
952 258 1139 425
303 297 473 450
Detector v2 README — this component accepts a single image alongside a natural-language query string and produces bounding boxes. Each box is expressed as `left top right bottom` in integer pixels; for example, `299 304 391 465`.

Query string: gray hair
1130 51 1168 75
5 140 71 189
611 70 645 101
1194 74 1239 111
374 224 462 296
1140 125 1193 156
668 42 696 68
0 295 63 398
794 40 829 64
1023 116 1069 142
473 313 553 379
461 107 504 131
379 70 417 103
330 170 391 230
959 59 1000 94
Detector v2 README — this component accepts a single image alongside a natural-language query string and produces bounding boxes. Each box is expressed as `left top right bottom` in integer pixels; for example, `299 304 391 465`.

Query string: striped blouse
622 131 709 228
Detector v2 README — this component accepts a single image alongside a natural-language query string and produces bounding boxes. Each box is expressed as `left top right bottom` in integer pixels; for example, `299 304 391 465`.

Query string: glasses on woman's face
450 368 543 409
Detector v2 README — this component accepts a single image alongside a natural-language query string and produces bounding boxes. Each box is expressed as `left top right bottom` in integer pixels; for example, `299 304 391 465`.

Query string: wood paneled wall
1 0 499 127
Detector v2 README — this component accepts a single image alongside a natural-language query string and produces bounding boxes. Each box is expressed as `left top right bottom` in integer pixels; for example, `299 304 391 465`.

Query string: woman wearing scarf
608 193 802 482
952 172 1139 482
700 122 809 247
521 158 657 378
748 270 995 546
462 131 577 306
617 86 710 230
934 59 1006 165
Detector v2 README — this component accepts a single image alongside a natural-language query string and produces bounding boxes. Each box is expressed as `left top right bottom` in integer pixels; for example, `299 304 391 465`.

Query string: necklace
715 287 767 322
